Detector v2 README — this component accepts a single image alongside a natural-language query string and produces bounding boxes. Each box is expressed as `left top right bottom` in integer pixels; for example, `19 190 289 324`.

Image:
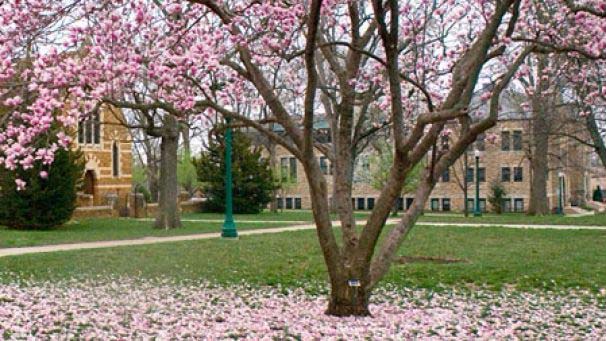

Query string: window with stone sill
442 198 451 211
430 198 440 211
513 167 523 182
512 131 523 151
501 167 511 182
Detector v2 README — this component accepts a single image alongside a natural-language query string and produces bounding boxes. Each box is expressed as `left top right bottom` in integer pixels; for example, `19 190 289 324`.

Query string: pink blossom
14 179 26 191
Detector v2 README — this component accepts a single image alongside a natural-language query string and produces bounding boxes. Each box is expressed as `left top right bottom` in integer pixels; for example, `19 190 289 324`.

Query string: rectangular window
280 158 289 182
112 142 120 177
357 197 365 210
86 118 93 144
285 197 293 209
476 133 486 151
501 167 511 182
442 198 451 212
295 198 302 209
277 198 283 209
502 198 512 212
442 169 450 182
514 198 524 212
479 198 487 212
397 197 404 211
367 198 375 210
512 131 523 151
467 198 475 212
319 157 329 175
289 157 297 181
430 198 440 211
513 167 523 182
466 168 474 183
501 131 510 151
478 167 486 182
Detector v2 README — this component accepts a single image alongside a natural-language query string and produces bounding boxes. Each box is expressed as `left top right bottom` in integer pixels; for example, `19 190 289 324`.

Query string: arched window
112 142 120 177
78 112 101 145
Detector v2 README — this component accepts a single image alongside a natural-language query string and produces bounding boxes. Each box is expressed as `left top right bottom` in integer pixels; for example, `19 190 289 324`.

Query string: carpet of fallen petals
1 276 605 339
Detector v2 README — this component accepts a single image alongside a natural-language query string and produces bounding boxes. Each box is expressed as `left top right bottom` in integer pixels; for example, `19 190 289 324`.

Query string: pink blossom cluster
2 0 606 184
0 277 604 339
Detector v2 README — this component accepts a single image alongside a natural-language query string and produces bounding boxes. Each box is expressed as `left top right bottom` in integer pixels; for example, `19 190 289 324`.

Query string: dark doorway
83 170 96 198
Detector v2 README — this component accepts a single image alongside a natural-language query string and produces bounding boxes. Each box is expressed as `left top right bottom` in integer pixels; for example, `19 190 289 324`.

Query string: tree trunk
528 57 550 215
528 110 549 215
155 118 182 229
326 278 371 316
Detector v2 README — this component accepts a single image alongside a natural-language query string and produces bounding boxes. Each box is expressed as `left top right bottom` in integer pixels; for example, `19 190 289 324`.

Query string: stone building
429 117 592 213
75 106 132 214
265 115 593 213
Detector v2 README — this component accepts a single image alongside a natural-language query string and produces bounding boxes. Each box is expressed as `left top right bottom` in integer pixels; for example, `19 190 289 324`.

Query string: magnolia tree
184 0 606 316
3 0 606 316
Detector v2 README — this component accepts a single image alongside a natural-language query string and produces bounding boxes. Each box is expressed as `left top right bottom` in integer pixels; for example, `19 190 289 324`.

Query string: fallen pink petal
0 277 604 339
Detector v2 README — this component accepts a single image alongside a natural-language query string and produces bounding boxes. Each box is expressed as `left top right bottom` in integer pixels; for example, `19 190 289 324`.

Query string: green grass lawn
187 210 606 226
0 218 297 249
2 225 605 293
418 212 606 226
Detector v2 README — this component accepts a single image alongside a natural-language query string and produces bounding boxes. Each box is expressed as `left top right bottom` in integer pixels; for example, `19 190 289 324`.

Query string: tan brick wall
74 106 132 212
264 119 592 213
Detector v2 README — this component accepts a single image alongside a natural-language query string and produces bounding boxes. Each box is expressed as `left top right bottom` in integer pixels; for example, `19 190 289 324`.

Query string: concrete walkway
2 219 606 258
415 222 606 230
0 223 321 258
138 218 311 224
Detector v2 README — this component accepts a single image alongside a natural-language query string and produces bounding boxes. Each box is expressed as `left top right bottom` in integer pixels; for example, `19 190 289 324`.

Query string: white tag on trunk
348 279 361 287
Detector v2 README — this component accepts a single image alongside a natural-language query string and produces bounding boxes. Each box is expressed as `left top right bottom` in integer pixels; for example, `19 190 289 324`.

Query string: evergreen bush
195 129 276 214
0 148 84 229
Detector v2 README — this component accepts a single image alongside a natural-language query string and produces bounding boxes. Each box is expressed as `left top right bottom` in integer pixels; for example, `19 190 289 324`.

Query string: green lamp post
222 117 238 238
474 149 482 217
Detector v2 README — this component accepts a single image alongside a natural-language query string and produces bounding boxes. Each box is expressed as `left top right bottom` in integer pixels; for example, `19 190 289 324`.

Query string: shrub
488 181 507 214
0 148 84 229
195 129 276 214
